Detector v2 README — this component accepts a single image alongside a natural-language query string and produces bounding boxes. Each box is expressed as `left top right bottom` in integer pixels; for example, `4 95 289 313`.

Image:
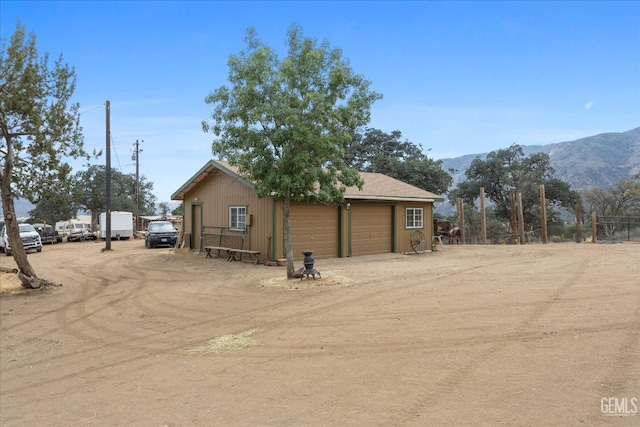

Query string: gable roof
171 160 251 201
171 159 444 202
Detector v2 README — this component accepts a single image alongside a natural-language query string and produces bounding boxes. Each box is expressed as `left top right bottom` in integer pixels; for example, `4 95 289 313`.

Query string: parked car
82 223 98 240
145 221 179 248
33 223 58 245
65 223 89 241
0 221 5 252
2 223 43 256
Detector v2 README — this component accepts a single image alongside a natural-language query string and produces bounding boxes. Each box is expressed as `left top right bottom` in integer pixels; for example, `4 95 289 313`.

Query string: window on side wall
229 206 247 231
406 207 423 229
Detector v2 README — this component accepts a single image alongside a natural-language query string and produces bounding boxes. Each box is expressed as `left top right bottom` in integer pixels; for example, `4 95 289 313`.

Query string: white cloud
584 101 595 110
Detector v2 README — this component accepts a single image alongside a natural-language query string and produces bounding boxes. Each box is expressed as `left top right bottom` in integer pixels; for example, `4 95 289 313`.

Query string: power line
111 135 122 170
79 104 105 115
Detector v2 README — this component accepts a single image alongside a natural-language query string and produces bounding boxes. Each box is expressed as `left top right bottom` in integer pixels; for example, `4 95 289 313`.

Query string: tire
5 250 11 256
37 247 42 252
145 239 151 249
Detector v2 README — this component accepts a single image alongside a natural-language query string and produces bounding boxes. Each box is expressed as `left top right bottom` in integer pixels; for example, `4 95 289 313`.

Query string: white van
55 221 89 241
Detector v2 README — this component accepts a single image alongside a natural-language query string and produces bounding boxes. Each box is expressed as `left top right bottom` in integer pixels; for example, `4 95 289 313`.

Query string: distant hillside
441 127 640 191
0 198 34 219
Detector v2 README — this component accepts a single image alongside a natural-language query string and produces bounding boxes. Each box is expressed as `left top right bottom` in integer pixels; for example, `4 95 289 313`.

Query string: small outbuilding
171 160 444 262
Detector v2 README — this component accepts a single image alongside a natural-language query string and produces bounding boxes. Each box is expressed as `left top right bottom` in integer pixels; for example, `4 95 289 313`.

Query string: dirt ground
1 238 638 426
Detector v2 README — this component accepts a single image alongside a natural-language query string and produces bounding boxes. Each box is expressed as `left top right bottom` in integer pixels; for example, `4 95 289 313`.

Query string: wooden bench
204 246 261 265
229 249 261 265
204 246 232 260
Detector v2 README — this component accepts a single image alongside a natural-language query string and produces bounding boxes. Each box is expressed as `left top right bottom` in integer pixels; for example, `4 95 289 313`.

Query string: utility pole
132 139 143 231
105 100 111 251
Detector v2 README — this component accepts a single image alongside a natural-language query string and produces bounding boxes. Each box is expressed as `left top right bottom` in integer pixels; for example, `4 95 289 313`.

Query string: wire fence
449 215 640 244
595 216 640 242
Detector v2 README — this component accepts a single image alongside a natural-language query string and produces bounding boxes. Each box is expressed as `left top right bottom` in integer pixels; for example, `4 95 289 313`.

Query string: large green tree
158 202 170 218
582 173 640 217
202 25 381 277
28 194 79 227
73 165 157 232
171 204 184 217
581 173 640 238
1 23 88 288
450 144 580 234
345 128 452 195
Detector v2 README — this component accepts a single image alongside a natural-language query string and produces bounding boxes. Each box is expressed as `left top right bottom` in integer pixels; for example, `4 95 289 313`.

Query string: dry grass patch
260 272 358 290
0 272 25 295
182 329 261 354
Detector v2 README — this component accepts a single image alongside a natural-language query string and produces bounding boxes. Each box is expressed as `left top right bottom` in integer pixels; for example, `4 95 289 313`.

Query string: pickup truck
33 223 59 244
1 223 43 255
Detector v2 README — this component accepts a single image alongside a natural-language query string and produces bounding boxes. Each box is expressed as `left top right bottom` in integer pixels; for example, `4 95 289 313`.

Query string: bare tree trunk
0 191 40 288
91 207 99 237
0 134 45 289
282 197 296 279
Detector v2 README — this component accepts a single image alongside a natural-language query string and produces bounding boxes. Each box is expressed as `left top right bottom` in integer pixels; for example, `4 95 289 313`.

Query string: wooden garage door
289 204 339 260
350 204 393 255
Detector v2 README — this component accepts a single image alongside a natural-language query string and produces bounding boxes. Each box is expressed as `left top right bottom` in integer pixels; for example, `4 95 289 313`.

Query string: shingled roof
344 172 443 202
172 160 444 202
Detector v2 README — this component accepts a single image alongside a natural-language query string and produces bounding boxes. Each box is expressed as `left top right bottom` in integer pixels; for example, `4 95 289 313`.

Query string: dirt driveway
1 239 639 426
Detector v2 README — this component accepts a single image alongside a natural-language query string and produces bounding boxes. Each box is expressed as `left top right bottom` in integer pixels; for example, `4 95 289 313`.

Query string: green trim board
190 201 203 250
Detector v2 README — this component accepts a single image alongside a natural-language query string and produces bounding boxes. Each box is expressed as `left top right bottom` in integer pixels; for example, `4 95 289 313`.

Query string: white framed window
229 206 247 231
406 207 424 229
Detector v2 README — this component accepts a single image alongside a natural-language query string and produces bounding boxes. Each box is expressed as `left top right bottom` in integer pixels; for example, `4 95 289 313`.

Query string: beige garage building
171 160 443 262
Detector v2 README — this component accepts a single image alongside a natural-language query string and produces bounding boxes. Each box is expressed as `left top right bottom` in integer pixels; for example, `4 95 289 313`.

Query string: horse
448 227 461 244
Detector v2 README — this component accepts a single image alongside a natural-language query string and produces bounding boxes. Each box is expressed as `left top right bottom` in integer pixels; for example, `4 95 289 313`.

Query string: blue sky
2 1 639 204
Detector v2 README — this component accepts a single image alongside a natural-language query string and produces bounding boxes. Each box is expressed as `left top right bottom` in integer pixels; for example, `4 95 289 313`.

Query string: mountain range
441 127 640 191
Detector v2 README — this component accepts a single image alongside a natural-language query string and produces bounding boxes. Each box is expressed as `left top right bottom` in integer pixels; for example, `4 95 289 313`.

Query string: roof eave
171 160 254 200
345 195 444 203
171 161 215 201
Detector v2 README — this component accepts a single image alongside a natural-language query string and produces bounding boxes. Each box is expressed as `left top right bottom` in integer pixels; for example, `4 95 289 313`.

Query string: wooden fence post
517 192 525 244
540 184 547 244
456 197 465 245
510 191 517 243
460 199 465 245
575 203 582 243
480 187 487 244
591 212 597 243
